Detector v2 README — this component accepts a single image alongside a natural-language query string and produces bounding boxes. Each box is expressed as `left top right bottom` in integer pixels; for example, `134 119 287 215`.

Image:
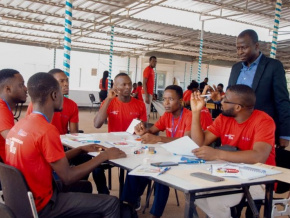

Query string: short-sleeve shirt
5 113 66 212
136 86 143 101
154 107 192 138
102 97 147 132
99 78 109 91
207 110 276 166
200 107 213 130
0 98 14 162
183 90 192 102
142 66 155 95
26 97 79 135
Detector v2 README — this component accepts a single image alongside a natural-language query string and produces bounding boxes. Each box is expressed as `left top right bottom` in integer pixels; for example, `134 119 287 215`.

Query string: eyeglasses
222 100 244 108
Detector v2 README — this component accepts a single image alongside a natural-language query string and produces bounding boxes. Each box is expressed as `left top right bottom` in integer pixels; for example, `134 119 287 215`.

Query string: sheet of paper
128 164 167 177
161 136 199 156
126 119 141 134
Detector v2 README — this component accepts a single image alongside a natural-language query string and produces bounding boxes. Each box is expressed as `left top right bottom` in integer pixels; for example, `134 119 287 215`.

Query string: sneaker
135 197 141 211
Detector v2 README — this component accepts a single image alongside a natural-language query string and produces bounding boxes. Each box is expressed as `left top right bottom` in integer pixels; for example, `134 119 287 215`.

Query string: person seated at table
131 82 137 98
121 85 211 217
26 69 107 193
94 72 147 132
136 81 144 101
5 72 126 217
190 84 276 218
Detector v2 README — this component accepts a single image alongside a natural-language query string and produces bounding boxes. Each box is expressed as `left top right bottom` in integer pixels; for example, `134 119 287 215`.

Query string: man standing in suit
228 29 290 149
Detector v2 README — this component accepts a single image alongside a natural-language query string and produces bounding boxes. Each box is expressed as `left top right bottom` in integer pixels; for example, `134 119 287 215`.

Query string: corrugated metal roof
0 0 289 69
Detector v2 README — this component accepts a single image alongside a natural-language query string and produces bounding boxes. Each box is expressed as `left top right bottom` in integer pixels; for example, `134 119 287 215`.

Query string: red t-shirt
0 98 14 162
102 97 147 132
183 90 192 102
136 86 143 101
26 97 79 135
99 78 109 91
5 113 66 212
200 107 213 130
207 110 276 166
154 108 192 138
142 66 155 95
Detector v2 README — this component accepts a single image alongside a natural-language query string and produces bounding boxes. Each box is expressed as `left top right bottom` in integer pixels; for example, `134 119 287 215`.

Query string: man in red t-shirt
136 81 143 101
6 72 126 217
94 73 147 132
122 85 202 217
26 69 79 134
190 84 276 217
0 69 27 162
142 56 157 117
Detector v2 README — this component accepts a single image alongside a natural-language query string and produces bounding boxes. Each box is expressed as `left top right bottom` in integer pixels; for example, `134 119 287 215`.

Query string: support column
108 25 114 89
190 62 193 83
63 0 72 77
127 56 130 74
184 63 187 90
270 0 282 59
53 48 56 68
197 21 204 83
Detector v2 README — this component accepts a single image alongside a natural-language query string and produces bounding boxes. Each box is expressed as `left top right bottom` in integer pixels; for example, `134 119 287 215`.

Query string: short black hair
0 69 20 88
138 81 142 86
165 85 183 99
238 29 259 44
48 68 65 76
218 83 224 89
28 72 59 105
187 80 199 90
149 56 156 61
114 73 130 80
227 84 256 108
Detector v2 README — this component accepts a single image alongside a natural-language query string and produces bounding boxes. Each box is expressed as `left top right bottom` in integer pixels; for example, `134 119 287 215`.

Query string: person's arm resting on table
51 146 126 186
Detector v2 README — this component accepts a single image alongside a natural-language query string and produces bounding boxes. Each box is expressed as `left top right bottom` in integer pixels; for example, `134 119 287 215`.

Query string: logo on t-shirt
242 136 251 141
17 129 27 137
110 111 119 115
225 134 235 140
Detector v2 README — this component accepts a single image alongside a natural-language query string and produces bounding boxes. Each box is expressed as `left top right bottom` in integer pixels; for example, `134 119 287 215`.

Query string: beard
221 107 235 117
54 107 63 112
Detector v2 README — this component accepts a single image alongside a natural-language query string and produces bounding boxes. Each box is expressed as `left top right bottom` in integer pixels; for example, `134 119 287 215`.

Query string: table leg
264 182 274 218
184 193 198 218
243 186 259 218
119 168 125 198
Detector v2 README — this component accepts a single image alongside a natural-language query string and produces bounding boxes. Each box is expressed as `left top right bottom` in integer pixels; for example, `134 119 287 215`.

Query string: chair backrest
89 94 95 102
0 162 37 217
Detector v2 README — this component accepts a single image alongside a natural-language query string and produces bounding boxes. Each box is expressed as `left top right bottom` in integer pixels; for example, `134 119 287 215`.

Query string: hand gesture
81 144 107 153
108 87 117 99
141 133 160 144
277 138 290 149
103 147 127 160
192 146 218 161
190 91 205 112
145 94 150 104
134 122 146 136
210 85 222 102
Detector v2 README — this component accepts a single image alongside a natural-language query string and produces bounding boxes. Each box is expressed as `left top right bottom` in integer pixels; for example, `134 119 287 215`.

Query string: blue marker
158 167 171 176
80 140 100 144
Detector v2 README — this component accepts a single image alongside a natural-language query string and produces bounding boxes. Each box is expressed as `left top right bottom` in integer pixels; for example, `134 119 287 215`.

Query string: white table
61 132 280 218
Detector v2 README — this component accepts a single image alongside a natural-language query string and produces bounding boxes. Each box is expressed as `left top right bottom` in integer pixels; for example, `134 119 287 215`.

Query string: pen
80 140 100 144
158 167 171 176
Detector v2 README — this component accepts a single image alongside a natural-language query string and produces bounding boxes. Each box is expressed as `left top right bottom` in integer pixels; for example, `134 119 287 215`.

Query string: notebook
211 163 281 180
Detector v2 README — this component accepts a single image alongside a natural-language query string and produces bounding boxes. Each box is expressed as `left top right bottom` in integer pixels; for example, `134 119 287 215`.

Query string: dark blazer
228 54 290 139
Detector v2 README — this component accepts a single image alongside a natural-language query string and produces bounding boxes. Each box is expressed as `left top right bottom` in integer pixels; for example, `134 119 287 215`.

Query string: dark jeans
39 189 119 218
121 174 169 216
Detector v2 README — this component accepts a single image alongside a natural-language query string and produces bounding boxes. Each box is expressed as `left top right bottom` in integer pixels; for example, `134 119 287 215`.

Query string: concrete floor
17 107 289 218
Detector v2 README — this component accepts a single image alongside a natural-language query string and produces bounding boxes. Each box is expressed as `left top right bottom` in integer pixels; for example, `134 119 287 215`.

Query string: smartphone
151 162 179 167
190 172 225 182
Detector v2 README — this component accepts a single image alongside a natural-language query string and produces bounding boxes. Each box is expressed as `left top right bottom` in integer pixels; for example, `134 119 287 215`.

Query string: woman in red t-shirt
99 71 113 102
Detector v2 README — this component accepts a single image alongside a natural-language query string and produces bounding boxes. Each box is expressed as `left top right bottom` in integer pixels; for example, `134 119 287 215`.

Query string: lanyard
32 111 49 123
171 107 183 138
2 98 11 112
